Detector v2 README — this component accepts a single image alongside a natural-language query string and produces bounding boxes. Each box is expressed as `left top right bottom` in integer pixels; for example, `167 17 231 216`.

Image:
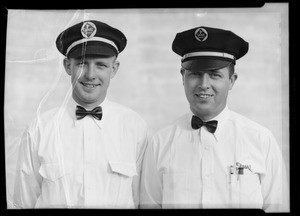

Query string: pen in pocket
237 167 244 181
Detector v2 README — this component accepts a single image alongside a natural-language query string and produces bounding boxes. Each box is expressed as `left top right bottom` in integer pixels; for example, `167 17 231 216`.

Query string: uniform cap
56 20 127 58
172 26 249 71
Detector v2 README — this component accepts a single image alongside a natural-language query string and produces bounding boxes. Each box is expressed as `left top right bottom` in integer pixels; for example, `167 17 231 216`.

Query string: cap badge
194 28 208 42
81 21 97 38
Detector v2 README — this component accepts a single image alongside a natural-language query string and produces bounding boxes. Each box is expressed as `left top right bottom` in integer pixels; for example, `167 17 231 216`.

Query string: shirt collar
68 97 109 128
188 106 230 141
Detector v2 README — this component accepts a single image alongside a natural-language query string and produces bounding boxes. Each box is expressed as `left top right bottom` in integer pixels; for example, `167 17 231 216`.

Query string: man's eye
189 72 198 76
211 73 221 78
97 64 108 68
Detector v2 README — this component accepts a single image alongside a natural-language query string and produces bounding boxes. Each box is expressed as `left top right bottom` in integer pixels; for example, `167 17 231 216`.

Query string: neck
73 95 105 110
191 105 226 121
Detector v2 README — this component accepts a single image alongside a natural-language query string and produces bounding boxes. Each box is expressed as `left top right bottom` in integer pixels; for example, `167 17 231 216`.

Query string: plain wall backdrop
4 5 289 208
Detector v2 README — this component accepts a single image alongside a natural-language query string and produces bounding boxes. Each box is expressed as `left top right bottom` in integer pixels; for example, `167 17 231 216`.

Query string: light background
4 4 289 207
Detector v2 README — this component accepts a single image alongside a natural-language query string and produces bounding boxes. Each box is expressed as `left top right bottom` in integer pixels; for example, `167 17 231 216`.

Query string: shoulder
24 107 62 143
108 100 137 114
147 113 190 158
26 106 73 137
152 113 190 142
229 110 271 134
228 110 284 160
107 100 148 127
227 110 276 149
28 107 60 128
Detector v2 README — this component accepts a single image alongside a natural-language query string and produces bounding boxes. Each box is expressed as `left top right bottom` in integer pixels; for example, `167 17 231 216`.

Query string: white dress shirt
13 97 148 208
140 106 289 212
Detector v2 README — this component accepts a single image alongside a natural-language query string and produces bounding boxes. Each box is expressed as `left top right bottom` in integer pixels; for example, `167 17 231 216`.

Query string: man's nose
84 65 96 80
198 73 211 89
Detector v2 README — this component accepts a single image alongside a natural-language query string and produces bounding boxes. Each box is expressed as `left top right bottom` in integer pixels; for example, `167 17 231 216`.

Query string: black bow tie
191 115 218 133
76 105 102 121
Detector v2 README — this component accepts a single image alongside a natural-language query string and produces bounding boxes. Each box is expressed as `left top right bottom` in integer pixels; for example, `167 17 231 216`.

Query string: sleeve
132 119 149 209
139 135 163 209
260 131 289 212
13 128 42 208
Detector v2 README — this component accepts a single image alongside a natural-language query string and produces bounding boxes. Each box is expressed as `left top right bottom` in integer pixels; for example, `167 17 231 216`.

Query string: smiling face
64 55 119 109
181 65 237 121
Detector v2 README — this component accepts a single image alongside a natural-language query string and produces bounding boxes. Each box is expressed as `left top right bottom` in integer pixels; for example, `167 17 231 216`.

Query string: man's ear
63 58 72 76
110 60 120 79
180 68 185 85
229 72 238 90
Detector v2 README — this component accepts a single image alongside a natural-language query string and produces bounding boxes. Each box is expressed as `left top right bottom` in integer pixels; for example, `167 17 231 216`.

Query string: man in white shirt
140 26 289 212
13 20 148 208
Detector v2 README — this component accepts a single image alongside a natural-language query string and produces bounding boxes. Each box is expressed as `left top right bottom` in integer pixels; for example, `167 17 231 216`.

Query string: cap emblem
81 22 97 38
194 28 208 42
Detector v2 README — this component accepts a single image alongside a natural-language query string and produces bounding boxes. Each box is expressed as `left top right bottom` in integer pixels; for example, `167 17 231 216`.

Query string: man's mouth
81 82 100 88
195 93 213 99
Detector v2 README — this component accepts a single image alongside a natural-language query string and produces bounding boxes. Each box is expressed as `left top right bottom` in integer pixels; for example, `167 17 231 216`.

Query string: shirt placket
200 126 215 208
83 117 96 206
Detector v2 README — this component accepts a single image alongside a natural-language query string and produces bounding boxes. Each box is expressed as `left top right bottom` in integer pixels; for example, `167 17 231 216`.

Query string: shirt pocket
39 163 66 181
162 172 190 208
229 172 263 208
37 163 69 207
108 161 137 208
109 161 138 177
